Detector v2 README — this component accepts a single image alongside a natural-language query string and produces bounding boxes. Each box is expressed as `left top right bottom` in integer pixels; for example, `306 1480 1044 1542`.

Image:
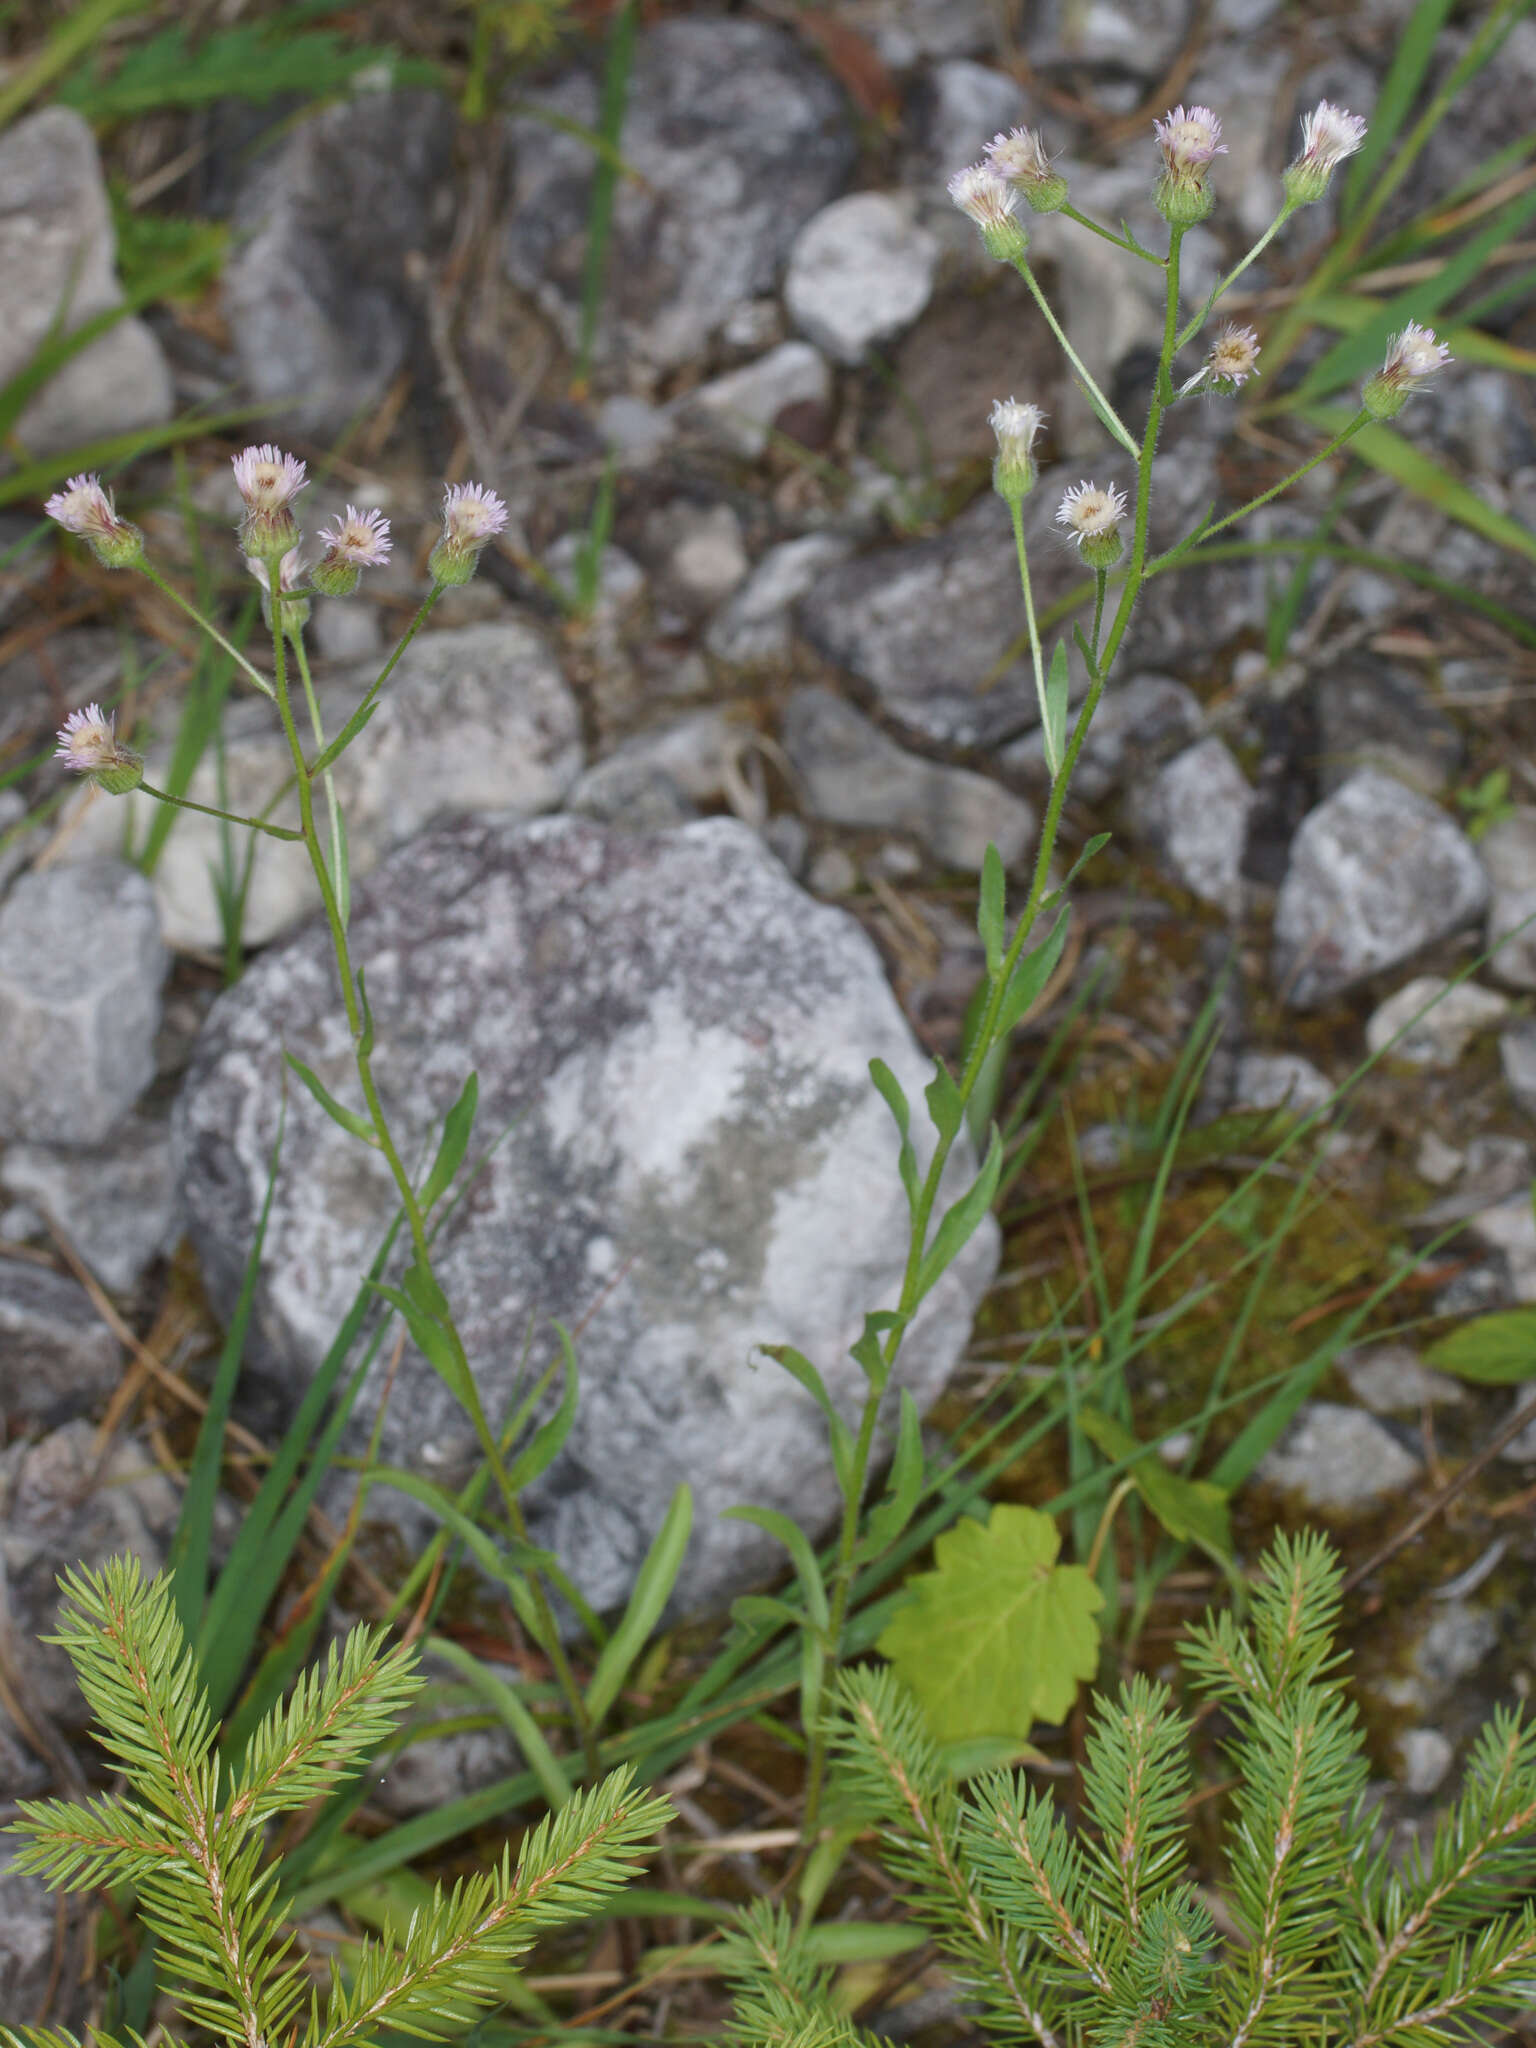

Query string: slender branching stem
137 782 303 842
1173 201 1296 355
1009 255 1141 457
137 559 274 699
1058 203 1162 265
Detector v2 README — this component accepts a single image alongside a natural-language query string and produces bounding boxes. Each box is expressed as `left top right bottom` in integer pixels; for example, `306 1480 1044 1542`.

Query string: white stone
924 60 1027 183
1396 1727 1454 1796
663 503 748 606
784 193 939 366
0 108 171 459
679 342 831 459
1365 975 1510 1068
1137 737 1255 916
1467 1193 1536 1303
1480 806 1536 989
0 1115 182 1293
1231 1052 1333 1119
1257 1402 1420 1515
1339 1343 1466 1416
0 862 166 1145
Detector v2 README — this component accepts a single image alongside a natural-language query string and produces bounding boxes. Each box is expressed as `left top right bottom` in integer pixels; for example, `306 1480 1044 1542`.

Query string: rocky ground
2 0 1536 2026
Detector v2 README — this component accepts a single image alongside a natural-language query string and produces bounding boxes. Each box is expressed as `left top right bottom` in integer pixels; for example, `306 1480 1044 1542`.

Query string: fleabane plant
43 453 611 1770
723 1535 1536 2048
0 1556 669 2048
742 92 1459 1837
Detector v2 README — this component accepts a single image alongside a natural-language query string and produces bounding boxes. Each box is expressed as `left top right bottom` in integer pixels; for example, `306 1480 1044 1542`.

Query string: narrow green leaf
869 1056 920 1214
1305 411 1536 567
1043 638 1070 775
863 1389 925 1555
1075 1407 1233 1565
506 1326 582 1490
1340 0 1457 220
420 1071 479 1214
1424 1309 1536 1383
285 1052 376 1145
978 844 1006 975
850 1308 907 1393
372 1281 477 1412
915 1126 1002 1303
723 1505 829 1628
586 1484 693 1727
924 1060 965 1145
801 1922 927 1963
758 1343 855 1499
995 910 1070 1039
425 1632 573 1811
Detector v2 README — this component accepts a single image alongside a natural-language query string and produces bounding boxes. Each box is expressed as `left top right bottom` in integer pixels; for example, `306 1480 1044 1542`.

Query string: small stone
807 845 859 896
782 688 1034 871
0 862 166 1145
650 503 748 610
1395 1727 1455 1796
1230 1051 1333 1118
1412 1603 1499 1699
1365 976 1510 1068
0 1263 121 1428
1480 807 1536 990
764 814 810 877
0 1119 182 1294
1256 1401 1420 1516
566 759 696 831
596 394 675 466
1338 1342 1466 1416
1415 1130 1466 1186
543 536 647 622
678 342 832 459
0 108 171 458
1418 1135 1535 1227
923 60 1027 184
707 533 855 668
222 91 455 439
1498 1388 1536 1465
1133 737 1255 916
311 597 385 665
1501 1018 1536 1116
1466 1193 1536 1304
784 193 938 366
1272 770 1490 1010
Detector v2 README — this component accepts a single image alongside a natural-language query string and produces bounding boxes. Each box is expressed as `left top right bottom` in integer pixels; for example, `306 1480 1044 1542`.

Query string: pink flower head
1056 480 1128 548
55 702 119 773
1298 101 1367 174
1364 321 1452 419
984 127 1069 211
947 162 1027 257
1154 104 1226 181
317 505 392 570
231 443 307 513
42 473 142 567
1207 323 1261 387
232 443 307 559
430 482 509 586
55 703 143 792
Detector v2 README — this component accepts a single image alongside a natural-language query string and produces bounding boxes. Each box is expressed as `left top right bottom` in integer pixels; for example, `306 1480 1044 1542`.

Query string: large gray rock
221 90 455 439
0 108 171 460
0 1115 182 1293
1272 770 1490 1010
0 863 166 1145
0 1263 121 1429
175 817 998 1619
0 1422 179 1726
782 688 1034 870
62 621 583 950
504 18 855 376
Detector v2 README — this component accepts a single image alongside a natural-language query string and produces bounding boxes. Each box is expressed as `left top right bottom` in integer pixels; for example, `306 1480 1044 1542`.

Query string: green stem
1008 497 1052 767
1145 412 1369 575
265 582 602 1779
309 584 442 776
1173 202 1296 355
138 781 303 842
1058 203 1163 265
1089 570 1107 667
1009 256 1141 457
292 631 348 928
136 560 274 700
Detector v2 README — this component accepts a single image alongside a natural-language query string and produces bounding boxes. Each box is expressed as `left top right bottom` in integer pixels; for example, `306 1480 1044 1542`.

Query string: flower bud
1205 323 1261 392
1153 104 1225 226
429 482 509 586
1283 101 1367 207
1362 322 1452 419
232 443 308 560
42 474 144 570
312 505 392 597
989 398 1045 505
54 704 144 793
947 163 1028 263
1056 480 1128 570
985 127 1068 214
